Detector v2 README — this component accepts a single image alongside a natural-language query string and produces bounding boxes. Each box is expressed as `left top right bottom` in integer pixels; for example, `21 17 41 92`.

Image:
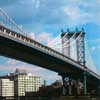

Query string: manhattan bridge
0 8 100 96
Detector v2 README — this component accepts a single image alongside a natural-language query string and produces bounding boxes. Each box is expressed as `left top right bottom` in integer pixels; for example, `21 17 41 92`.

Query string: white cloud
91 46 100 52
36 32 54 45
87 38 100 43
27 32 55 46
28 32 35 39
88 38 100 52
64 6 92 25
2 0 100 29
35 0 40 9
7 59 18 65
64 6 81 20
91 46 96 52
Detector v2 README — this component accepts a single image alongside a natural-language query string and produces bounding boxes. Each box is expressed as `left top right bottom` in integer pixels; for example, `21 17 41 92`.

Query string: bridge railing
0 24 100 80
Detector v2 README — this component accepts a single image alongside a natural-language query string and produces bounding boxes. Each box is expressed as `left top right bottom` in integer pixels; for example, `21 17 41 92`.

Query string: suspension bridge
0 8 100 96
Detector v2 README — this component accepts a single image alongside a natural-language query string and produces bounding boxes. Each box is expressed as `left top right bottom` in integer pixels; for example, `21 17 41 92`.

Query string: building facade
0 69 42 100
0 79 14 99
14 73 42 96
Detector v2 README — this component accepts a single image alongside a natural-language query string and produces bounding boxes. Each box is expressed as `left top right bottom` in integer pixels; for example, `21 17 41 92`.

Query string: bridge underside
0 34 99 88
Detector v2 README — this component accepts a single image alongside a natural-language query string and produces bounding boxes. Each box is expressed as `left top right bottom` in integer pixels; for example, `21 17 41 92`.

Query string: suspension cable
0 8 26 35
85 38 99 74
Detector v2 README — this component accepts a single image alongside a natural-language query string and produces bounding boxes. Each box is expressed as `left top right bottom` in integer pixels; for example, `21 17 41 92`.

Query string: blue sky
0 0 100 84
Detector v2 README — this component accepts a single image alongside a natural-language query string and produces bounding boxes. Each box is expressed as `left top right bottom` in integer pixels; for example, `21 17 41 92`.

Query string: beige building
14 73 42 96
0 79 14 98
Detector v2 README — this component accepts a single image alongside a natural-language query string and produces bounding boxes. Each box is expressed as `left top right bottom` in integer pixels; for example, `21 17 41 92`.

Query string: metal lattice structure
61 29 85 66
61 31 71 58
76 31 85 66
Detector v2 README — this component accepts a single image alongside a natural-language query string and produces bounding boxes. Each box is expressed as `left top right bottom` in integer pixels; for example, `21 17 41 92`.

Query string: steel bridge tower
60 28 87 95
61 28 85 66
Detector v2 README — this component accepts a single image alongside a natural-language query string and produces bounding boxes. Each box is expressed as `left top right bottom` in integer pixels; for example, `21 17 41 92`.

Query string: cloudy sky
0 0 100 84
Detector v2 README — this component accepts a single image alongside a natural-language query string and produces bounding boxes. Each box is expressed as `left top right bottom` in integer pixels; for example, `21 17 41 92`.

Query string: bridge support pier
59 73 73 96
60 73 86 96
61 74 68 96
